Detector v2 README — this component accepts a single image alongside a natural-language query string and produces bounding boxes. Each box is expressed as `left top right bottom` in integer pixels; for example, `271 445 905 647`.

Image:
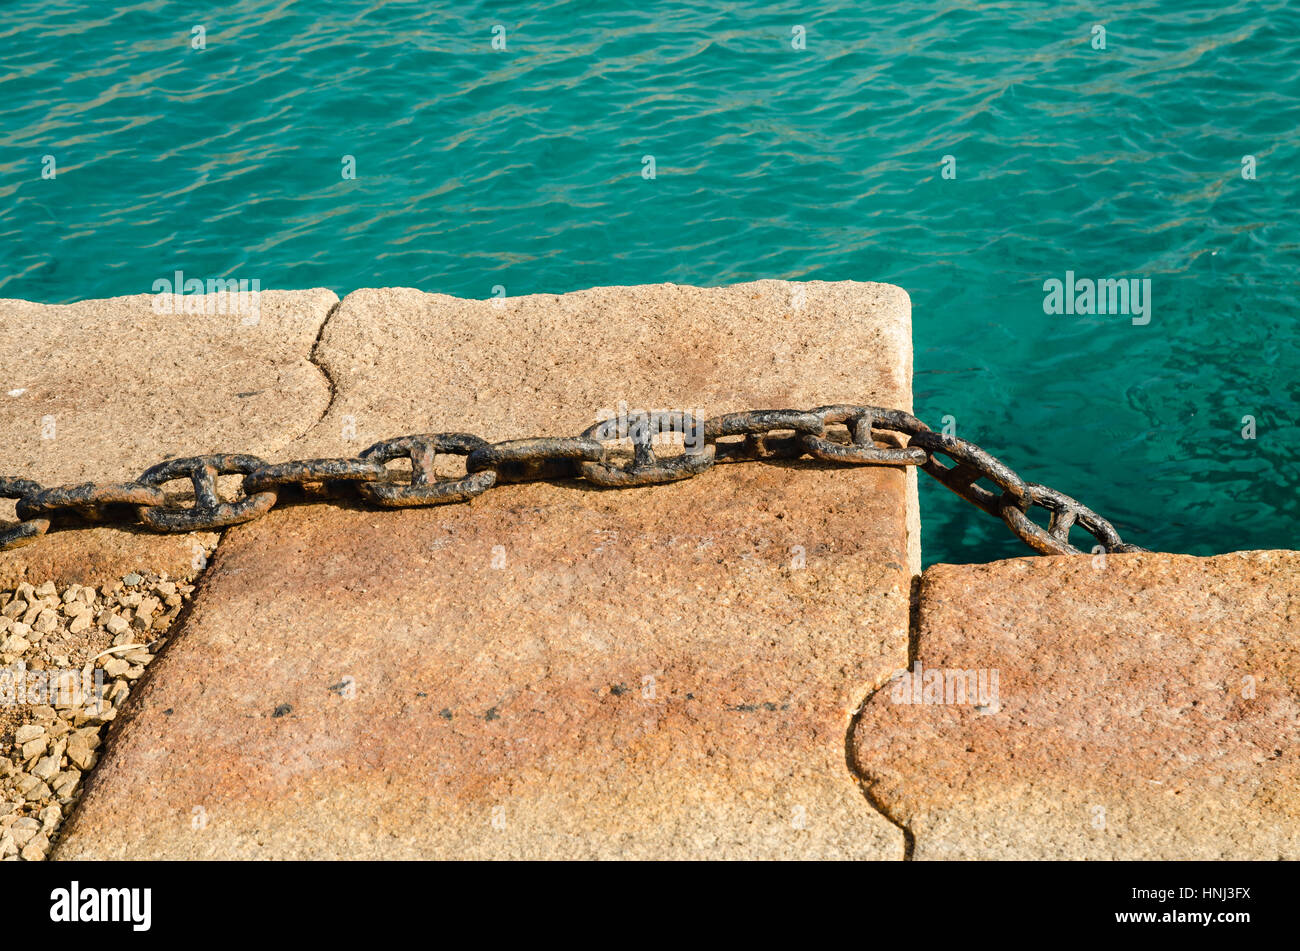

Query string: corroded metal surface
0 404 1147 555
137 454 278 532
580 411 715 487
0 475 51 550
358 434 497 507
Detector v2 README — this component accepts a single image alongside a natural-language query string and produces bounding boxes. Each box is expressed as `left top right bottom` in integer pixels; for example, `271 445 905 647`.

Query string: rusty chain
0 404 1146 557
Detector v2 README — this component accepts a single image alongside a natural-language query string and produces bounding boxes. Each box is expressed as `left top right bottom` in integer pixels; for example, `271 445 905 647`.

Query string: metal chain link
0 404 1147 556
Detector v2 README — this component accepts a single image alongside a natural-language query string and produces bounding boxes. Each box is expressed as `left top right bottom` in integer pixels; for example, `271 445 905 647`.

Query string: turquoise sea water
1 1 1296 565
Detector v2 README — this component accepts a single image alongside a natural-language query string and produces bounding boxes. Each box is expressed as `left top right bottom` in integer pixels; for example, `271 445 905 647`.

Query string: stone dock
0 282 1295 860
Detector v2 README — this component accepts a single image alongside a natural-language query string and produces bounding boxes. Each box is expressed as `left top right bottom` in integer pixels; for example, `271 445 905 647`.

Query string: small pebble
102 658 130 678
67 743 96 771
51 771 79 798
20 833 49 861
20 738 46 761
30 757 60 782
0 635 29 654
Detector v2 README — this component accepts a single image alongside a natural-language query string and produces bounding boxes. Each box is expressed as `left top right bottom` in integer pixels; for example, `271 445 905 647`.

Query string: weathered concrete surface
56 280 917 859
0 528 216 591
0 289 337 485
292 282 922 577
852 550 1300 860
293 282 913 457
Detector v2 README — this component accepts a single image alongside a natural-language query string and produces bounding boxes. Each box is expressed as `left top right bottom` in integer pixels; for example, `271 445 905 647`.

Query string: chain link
0 404 1147 556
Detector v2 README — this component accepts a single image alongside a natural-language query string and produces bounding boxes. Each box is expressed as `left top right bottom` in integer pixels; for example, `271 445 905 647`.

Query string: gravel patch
0 563 208 860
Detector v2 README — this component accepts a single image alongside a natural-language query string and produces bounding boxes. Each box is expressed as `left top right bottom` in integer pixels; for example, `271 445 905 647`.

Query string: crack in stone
845 720 916 861
306 297 342 433
843 571 924 861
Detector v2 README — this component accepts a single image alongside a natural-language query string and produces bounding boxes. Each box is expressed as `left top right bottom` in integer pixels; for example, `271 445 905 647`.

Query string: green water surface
2 0 1296 564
